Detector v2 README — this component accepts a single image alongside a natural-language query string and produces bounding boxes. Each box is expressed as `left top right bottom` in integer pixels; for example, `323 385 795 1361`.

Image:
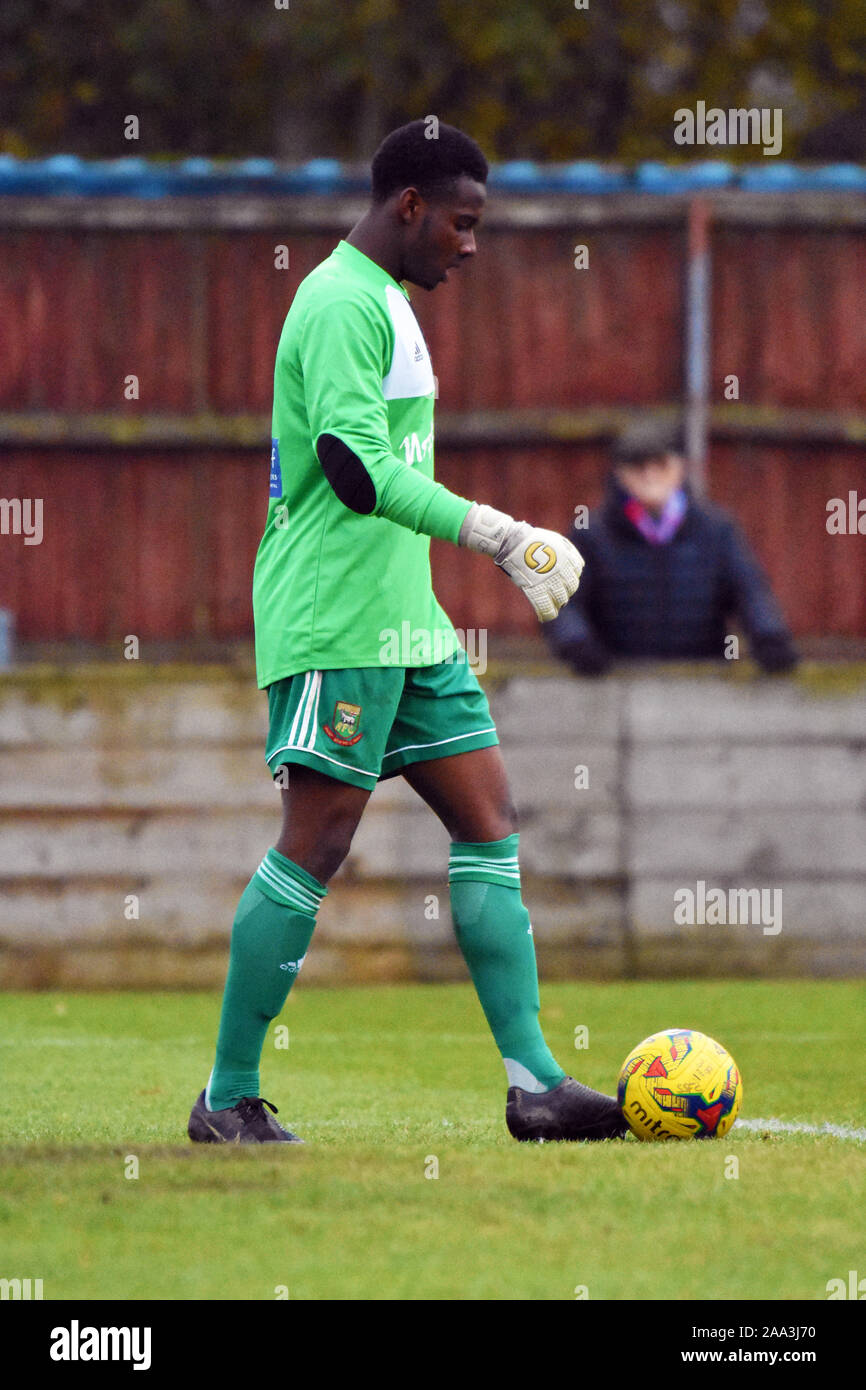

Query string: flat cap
612 418 686 464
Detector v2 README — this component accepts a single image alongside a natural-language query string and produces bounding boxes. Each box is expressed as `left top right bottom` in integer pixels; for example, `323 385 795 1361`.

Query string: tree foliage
2 0 865 160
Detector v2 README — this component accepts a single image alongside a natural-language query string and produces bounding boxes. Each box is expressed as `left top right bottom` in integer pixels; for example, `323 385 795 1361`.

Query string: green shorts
265 652 499 789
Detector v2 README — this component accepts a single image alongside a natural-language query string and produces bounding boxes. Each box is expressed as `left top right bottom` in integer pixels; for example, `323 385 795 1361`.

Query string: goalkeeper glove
459 503 584 622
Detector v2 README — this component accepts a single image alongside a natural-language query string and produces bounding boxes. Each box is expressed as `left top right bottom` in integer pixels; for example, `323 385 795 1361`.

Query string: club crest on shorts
324 700 363 746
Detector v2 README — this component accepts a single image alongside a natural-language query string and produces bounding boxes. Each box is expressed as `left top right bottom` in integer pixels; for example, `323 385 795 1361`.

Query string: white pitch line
736 1116 866 1143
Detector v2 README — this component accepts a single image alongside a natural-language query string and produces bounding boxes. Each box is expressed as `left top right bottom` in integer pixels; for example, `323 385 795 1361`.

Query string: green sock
449 834 566 1093
206 848 326 1111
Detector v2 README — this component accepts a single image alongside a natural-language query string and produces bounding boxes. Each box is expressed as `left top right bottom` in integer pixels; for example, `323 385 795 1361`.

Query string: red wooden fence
1 195 864 644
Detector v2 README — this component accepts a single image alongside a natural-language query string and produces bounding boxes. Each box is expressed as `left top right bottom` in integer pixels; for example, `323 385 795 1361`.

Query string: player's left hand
459 503 584 621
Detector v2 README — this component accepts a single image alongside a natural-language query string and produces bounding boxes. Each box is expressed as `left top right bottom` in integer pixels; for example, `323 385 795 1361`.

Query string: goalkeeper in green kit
188 120 626 1145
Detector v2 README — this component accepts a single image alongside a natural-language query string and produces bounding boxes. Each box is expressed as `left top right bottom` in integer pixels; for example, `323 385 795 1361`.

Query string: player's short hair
612 418 686 464
371 120 488 204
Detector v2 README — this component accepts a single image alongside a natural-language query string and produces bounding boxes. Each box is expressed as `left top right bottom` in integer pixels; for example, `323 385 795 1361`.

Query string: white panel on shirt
382 284 435 401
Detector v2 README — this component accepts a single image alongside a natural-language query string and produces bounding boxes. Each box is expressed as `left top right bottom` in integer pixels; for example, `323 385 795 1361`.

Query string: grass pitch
1 980 863 1301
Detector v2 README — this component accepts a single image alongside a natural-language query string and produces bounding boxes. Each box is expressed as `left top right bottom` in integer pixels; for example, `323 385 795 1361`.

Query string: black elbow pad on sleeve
315 433 377 515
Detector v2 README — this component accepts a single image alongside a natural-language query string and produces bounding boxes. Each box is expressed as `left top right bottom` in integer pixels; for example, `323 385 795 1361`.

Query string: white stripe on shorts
287 671 314 747
305 669 323 750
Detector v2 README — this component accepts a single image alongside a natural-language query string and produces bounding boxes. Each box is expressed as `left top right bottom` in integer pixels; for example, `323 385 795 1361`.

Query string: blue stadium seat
0 156 863 198
635 161 734 193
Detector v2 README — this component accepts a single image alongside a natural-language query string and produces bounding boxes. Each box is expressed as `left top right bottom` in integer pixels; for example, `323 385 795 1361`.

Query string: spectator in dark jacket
545 419 798 676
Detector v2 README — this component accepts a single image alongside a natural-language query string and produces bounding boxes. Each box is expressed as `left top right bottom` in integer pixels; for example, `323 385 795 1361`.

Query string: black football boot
507 1076 628 1142
188 1090 303 1144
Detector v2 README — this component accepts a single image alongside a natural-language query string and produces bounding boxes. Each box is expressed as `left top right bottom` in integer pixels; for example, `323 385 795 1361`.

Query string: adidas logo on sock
279 954 307 974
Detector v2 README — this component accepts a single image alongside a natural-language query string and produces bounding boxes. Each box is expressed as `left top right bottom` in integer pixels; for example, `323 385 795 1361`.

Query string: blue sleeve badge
269 438 283 497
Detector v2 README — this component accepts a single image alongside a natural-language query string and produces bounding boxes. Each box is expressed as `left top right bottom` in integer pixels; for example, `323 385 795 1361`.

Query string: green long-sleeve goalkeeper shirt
253 240 473 688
